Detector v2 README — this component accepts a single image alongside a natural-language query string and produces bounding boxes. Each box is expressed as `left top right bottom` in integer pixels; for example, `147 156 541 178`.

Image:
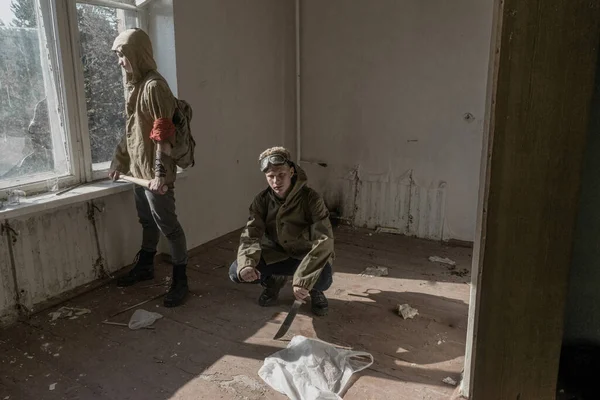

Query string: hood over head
112 28 157 85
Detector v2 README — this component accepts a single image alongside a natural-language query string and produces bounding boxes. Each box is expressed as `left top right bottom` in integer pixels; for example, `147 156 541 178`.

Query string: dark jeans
135 186 188 265
229 257 333 292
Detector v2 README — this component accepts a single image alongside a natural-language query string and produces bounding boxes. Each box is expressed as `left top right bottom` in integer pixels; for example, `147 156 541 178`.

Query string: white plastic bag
259 336 373 400
128 309 163 330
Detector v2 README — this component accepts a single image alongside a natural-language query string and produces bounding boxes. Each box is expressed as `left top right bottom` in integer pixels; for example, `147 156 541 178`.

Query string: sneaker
258 275 287 307
310 290 328 316
116 250 156 287
164 265 189 307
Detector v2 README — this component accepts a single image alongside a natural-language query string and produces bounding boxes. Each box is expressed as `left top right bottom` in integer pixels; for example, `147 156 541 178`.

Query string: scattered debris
53 354 60 357
428 256 456 266
139 282 166 289
212 264 226 270
221 374 266 394
49 383 57 391
359 266 389 277
375 227 403 235
128 309 163 330
108 293 165 318
102 320 154 330
451 269 470 277
437 340 443 345
7 189 26 205
48 307 91 321
101 321 125 327
397 304 419 319
199 373 267 396
442 377 458 386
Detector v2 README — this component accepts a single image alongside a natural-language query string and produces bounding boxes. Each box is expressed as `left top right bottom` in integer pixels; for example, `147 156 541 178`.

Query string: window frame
68 0 147 182
0 0 151 196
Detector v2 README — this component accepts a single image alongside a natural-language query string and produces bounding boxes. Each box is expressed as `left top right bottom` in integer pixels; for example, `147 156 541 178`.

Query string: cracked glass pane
0 0 69 188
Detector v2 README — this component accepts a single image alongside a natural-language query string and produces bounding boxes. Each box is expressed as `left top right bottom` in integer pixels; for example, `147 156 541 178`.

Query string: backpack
145 75 196 169
171 98 195 169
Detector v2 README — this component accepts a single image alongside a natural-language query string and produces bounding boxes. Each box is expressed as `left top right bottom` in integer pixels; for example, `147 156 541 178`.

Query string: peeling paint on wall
0 224 17 323
0 191 142 322
300 0 491 242
9 204 99 311
336 167 447 240
95 191 141 272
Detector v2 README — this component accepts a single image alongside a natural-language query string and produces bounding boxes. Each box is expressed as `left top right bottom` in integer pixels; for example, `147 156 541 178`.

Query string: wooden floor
0 226 472 400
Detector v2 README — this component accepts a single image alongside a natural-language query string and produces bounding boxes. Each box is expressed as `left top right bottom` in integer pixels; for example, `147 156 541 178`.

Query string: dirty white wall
147 0 177 95
300 0 494 241
0 191 141 323
0 227 16 324
171 0 296 247
0 0 296 323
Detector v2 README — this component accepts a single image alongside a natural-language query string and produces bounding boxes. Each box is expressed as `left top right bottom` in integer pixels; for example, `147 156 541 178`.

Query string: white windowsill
0 170 188 221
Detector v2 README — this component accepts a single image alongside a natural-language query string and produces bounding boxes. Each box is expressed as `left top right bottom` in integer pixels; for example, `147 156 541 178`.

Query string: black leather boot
116 250 156 287
258 275 287 307
310 290 329 316
164 264 188 307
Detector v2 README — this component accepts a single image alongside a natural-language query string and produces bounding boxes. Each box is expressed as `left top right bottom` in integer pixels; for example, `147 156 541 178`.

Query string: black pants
135 186 188 265
229 258 333 292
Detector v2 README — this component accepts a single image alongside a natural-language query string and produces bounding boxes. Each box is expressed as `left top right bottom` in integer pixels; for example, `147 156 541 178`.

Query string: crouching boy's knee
229 260 241 283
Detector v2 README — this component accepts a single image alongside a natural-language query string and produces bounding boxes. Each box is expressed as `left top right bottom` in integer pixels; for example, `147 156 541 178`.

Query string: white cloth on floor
259 336 373 400
128 309 162 330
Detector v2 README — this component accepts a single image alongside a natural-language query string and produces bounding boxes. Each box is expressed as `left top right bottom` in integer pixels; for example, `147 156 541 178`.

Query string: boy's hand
109 170 120 181
293 286 309 302
240 267 261 282
149 176 167 194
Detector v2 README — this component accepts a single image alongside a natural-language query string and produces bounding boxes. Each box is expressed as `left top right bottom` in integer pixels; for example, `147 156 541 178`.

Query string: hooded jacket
237 165 335 290
110 29 177 181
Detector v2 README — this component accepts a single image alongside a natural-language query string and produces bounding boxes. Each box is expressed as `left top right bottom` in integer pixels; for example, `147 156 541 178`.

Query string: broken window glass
0 0 69 188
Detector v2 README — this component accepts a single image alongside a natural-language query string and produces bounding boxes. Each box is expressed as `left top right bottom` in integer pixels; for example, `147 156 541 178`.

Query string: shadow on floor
0 227 469 399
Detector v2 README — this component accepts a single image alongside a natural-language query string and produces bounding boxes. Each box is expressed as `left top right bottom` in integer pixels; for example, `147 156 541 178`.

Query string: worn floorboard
0 226 471 399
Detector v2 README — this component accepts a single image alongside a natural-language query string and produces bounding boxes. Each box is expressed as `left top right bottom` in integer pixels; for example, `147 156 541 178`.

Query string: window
0 0 144 194
75 2 137 173
0 0 70 189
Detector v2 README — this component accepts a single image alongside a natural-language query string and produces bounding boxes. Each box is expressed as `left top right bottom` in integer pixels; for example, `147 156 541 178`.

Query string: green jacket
110 29 177 182
236 166 334 290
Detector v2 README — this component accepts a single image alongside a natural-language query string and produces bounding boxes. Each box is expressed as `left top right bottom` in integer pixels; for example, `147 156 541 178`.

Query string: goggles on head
259 154 289 172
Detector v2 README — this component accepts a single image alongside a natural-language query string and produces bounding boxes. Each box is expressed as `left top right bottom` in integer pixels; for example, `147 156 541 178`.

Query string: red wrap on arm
150 118 175 141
